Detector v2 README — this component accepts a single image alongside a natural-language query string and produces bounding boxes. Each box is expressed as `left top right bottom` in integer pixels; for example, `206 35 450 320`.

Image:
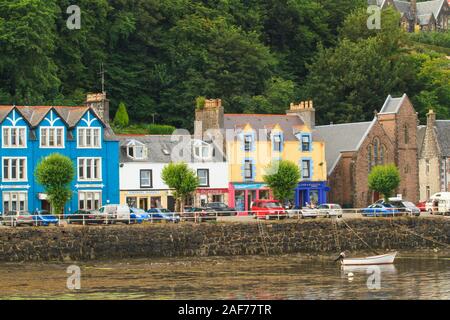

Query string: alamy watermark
367 5 381 30
66 5 81 30
66 265 81 290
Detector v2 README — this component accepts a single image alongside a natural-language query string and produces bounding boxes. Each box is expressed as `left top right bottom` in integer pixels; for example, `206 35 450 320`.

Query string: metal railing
0 207 447 228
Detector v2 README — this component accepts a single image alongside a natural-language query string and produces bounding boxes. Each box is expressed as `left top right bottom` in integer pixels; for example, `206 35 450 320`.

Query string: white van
99 204 131 222
428 193 450 215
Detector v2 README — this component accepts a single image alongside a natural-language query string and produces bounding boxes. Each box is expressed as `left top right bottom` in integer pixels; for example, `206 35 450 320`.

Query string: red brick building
316 94 420 208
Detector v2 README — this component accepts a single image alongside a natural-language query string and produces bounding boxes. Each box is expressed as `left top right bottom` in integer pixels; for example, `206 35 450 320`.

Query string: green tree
368 164 401 202
161 162 199 212
35 153 75 215
263 160 300 203
113 102 130 127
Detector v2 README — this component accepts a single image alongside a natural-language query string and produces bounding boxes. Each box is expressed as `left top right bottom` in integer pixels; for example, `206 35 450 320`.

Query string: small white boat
341 252 397 266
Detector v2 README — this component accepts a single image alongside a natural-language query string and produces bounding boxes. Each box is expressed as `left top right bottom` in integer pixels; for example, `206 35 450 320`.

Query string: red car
251 200 287 220
416 201 427 212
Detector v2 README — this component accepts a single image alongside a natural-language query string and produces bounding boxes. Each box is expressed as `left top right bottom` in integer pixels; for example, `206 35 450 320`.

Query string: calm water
0 251 449 300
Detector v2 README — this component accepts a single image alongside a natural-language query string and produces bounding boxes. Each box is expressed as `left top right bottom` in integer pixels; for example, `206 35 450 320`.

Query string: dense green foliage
368 164 401 202
0 0 448 129
113 123 176 135
263 160 301 203
161 162 198 211
35 153 75 215
113 102 129 128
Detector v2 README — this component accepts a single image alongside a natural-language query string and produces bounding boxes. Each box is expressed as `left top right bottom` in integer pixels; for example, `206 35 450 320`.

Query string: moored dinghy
341 252 397 266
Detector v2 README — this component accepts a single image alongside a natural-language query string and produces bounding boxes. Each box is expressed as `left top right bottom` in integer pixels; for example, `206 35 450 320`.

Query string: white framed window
40 127 64 148
127 140 148 160
2 157 27 182
77 127 101 148
192 140 212 160
78 158 102 181
273 134 282 152
78 191 101 210
197 169 209 187
2 191 28 213
302 160 311 179
2 127 27 148
140 170 152 188
244 160 253 179
244 135 253 152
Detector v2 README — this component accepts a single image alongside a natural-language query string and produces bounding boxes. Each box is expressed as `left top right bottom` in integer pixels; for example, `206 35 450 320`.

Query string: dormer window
273 134 283 152
192 140 212 160
301 135 311 152
127 140 148 160
40 127 64 148
2 127 27 148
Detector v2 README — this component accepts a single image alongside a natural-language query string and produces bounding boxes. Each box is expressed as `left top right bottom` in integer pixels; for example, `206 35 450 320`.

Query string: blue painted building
0 94 119 214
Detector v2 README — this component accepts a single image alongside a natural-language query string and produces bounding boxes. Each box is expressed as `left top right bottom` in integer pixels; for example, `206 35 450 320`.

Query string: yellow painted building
194 98 328 212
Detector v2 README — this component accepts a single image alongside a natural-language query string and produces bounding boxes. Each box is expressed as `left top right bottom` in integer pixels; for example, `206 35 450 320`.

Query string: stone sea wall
0 217 448 262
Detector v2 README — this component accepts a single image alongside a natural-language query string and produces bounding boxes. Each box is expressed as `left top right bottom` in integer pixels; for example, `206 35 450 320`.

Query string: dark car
204 202 237 216
147 208 180 223
65 210 110 224
182 207 217 222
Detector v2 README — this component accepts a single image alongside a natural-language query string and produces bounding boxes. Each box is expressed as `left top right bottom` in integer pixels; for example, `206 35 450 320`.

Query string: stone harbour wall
0 217 449 262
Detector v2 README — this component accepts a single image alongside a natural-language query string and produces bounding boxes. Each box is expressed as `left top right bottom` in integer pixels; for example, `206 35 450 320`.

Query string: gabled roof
417 0 447 18
315 120 375 175
224 114 309 141
436 120 450 156
0 105 105 128
379 94 407 114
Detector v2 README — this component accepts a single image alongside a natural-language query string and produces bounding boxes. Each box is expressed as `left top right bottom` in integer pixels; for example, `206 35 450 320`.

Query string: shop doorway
167 196 175 212
41 200 51 212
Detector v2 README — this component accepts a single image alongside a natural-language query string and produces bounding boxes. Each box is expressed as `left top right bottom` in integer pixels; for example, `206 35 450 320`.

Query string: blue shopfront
294 181 330 208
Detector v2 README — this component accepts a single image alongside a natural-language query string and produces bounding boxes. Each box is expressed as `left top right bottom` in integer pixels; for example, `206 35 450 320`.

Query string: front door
41 200 51 212
139 198 148 211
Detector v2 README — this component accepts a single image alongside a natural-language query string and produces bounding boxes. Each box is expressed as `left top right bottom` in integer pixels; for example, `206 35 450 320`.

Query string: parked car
129 207 149 223
251 200 287 220
147 208 180 223
99 204 131 223
1 211 34 226
390 200 420 216
427 193 450 214
204 202 237 216
361 203 400 217
299 207 320 219
416 201 427 212
316 204 343 218
182 207 217 222
32 210 59 226
66 210 110 224
438 199 450 216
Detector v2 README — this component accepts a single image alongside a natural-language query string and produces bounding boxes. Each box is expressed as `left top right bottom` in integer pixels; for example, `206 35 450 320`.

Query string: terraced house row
0 91 447 213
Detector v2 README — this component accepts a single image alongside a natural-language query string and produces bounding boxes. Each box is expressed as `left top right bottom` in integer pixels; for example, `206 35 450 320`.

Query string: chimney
287 100 316 129
194 98 224 139
427 109 436 129
85 93 110 123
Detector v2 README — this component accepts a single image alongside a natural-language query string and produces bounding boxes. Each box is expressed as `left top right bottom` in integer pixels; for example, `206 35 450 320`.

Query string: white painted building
118 135 229 211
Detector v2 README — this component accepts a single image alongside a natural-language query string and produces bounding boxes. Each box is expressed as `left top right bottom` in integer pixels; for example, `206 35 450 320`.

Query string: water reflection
0 251 448 300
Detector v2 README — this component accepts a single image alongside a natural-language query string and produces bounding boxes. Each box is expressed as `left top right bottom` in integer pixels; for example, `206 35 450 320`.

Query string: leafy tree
368 164 401 202
35 153 75 215
113 102 129 127
162 163 199 212
263 160 300 203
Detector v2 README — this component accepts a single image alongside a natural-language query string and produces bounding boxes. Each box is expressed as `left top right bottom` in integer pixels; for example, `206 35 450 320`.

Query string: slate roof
379 94 407 114
0 105 117 141
417 0 446 18
224 114 319 141
117 134 226 163
417 125 427 155
315 121 374 175
371 0 447 21
436 120 450 156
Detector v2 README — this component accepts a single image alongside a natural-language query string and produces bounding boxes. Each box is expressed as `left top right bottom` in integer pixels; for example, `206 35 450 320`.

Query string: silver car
317 204 343 218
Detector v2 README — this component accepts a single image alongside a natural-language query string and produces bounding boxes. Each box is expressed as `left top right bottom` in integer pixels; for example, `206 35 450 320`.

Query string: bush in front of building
35 153 75 215
162 162 199 212
263 160 301 204
368 164 401 202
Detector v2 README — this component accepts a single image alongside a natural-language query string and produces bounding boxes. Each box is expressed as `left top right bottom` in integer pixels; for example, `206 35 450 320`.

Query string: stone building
316 94 420 208
417 110 450 200
369 0 449 32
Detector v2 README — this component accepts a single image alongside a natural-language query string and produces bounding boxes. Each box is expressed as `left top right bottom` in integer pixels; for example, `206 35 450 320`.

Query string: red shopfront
195 188 229 207
228 183 273 214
